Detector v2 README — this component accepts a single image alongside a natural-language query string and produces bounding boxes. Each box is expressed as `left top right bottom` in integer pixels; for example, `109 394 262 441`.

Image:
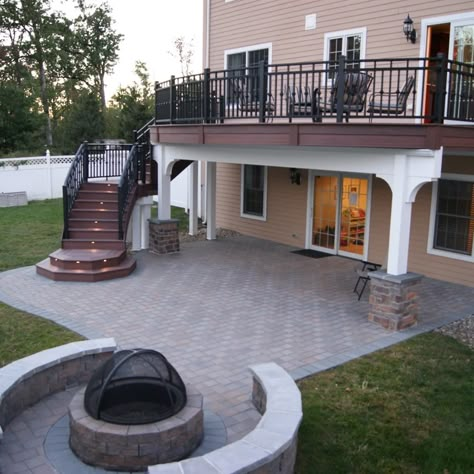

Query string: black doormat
291 249 333 259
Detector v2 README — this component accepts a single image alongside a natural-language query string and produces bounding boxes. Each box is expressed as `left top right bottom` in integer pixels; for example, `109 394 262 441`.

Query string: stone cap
369 271 423 285
149 218 180 225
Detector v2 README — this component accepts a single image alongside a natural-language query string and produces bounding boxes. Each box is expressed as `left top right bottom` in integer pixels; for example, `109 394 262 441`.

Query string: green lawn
295 332 474 474
0 302 82 367
0 198 63 271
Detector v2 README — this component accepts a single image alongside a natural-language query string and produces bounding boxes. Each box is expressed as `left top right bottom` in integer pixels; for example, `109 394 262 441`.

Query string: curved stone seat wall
0 338 116 440
148 362 303 474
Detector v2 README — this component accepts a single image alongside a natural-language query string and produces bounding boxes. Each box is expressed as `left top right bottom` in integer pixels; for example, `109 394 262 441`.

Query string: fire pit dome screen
84 349 187 425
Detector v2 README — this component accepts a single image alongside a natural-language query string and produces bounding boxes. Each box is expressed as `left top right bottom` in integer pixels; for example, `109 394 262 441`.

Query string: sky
53 0 204 100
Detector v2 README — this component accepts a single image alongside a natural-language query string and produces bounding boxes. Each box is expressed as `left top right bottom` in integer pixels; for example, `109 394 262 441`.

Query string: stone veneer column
368 271 423 331
149 218 180 255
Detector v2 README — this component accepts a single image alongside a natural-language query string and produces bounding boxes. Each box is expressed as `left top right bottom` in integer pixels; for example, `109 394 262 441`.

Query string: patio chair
353 260 382 300
231 76 275 122
317 72 373 122
285 85 321 123
367 76 415 122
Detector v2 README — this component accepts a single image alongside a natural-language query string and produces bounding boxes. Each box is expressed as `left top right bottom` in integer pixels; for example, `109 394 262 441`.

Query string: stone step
62 239 125 250
68 229 118 240
74 199 118 211
68 218 119 230
70 209 118 219
48 248 127 271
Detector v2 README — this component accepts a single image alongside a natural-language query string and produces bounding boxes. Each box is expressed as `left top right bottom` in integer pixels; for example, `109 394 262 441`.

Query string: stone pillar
368 271 423 331
149 219 180 255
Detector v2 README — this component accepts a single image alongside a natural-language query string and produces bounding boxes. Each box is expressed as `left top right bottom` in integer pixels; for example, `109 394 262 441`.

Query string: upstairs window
434 179 474 255
324 28 366 79
241 165 267 219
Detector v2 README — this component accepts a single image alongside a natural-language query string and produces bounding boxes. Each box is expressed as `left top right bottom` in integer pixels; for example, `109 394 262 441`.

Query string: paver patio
0 235 472 473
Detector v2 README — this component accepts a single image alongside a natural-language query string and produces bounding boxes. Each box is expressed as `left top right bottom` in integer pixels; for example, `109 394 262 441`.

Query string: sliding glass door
310 172 370 259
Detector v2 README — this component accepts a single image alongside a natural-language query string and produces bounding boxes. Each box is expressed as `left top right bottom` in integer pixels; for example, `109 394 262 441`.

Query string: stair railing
134 118 155 184
118 144 145 240
62 143 88 239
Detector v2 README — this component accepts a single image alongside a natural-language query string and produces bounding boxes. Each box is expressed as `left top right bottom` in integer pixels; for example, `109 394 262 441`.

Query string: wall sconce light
289 168 301 185
403 14 417 44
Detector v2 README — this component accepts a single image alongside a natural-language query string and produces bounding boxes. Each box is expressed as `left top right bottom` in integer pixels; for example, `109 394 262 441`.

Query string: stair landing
36 249 136 282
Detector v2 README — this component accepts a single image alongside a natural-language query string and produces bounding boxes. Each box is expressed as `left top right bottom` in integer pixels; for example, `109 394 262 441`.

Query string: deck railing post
155 82 160 122
433 53 448 123
336 55 346 123
118 184 123 240
203 68 211 123
258 60 266 123
170 75 176 124
82 141 89 182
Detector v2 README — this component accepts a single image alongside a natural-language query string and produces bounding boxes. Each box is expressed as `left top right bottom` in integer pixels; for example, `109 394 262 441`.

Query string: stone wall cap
149 218 180 225
369 271 423 284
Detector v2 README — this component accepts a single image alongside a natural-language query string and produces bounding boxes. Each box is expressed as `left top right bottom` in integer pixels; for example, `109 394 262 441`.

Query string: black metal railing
134 118 154 184
154 55 474 125
118 144 146 240
62 142 133 238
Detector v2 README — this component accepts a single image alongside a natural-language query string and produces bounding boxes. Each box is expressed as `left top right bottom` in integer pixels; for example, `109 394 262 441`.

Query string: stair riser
62 240 125 250
74 200 118 210
77 191 118 201
81 183 118 192
68 230 118 240
36 261 136 282
70 210 118 219
68 220 118 230
49 255 125 271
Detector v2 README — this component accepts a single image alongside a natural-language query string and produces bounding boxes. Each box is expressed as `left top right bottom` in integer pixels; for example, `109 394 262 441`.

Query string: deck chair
317 72 373 122
285 85 321 122
368 76 415 121
231 76 275 121
353 260 382 300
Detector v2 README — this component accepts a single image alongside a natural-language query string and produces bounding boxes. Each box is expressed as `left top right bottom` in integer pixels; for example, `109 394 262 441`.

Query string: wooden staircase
36 182 136 282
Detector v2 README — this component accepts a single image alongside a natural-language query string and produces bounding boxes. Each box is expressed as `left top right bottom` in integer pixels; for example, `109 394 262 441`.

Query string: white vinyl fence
0 151 189 208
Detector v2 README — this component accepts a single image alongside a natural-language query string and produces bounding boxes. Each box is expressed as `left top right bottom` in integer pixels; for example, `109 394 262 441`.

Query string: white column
386 155 412 275
140 196 153 249
189 161 198 235
206 161 216 240
155 145 171 220
130 204 141 251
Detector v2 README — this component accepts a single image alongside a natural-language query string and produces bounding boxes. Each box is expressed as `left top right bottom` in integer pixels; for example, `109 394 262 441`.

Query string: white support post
206 161 216 240
131 204 141 251
386 155 413 276
155 145 171 220
140 196 153 249
189 161 198 235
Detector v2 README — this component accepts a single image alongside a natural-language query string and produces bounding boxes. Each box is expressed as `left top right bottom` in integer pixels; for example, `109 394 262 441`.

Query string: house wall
216 163 307 247
206 0 473 69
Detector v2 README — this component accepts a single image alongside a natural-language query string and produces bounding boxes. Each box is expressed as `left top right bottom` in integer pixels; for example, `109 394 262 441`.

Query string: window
225 44 271 102
433 179 474 255
324 28 367 79
241 165 267 219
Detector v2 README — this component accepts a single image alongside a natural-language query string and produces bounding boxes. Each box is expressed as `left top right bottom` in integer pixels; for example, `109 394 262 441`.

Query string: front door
309 172 370 259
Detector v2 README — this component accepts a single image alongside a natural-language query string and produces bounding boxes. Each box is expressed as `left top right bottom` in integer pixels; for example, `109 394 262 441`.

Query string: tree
72 1 123 110
0 82 42 153
169 36 194 76
108 61 153 141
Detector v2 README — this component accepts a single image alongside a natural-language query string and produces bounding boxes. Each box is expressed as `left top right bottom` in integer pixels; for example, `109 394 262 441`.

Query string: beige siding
409 183 474 287
367 177 391 265
216 163 308 247
207 0 474 70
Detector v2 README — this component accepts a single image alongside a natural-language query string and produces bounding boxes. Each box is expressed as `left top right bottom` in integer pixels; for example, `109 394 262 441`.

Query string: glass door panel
339 177 368 257
449 23 474 121
312 175 338 251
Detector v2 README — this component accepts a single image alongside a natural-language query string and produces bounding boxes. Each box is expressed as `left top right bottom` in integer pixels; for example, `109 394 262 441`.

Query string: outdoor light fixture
403 14 417 44
290 168 302 185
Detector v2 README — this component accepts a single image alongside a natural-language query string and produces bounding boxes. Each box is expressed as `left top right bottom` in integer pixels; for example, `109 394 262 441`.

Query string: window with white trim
433 178 474 256
225 44 271 102
241 165 267 219
324 28 366 79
